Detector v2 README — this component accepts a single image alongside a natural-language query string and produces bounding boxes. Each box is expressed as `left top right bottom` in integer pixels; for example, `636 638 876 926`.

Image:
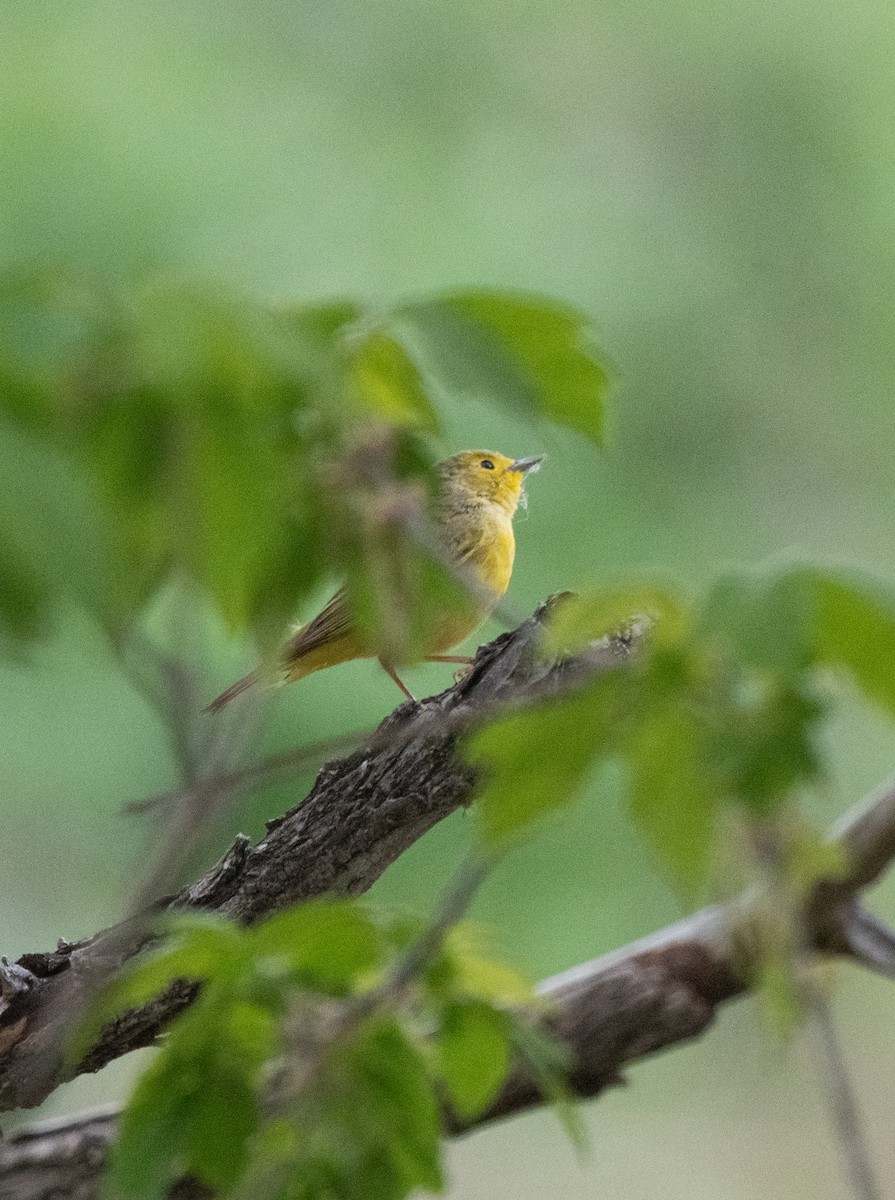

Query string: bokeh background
3 1 895 1196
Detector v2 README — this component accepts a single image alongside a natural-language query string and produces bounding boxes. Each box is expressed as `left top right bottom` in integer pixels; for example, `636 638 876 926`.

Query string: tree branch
0 600 633 1114
3 604 895 1199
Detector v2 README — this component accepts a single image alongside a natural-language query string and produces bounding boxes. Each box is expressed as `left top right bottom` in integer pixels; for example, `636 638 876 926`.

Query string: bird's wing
284 588 354 661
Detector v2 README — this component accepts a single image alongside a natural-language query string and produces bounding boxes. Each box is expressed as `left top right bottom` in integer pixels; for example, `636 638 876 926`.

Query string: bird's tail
204 669 262 715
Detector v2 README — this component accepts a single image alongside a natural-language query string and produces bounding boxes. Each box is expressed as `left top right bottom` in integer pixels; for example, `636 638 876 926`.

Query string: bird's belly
428 610 487 654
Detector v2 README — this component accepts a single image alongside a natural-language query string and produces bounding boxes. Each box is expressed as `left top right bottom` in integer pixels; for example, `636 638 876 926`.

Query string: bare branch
807 987 882 1200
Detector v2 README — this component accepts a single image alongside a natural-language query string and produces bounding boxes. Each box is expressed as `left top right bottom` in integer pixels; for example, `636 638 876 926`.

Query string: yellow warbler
206 450 543 710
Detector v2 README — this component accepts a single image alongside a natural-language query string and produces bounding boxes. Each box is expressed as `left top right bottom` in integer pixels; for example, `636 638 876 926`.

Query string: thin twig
807 985 882 1200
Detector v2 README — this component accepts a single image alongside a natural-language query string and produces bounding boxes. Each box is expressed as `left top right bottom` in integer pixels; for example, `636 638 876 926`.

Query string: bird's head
438 450 544 517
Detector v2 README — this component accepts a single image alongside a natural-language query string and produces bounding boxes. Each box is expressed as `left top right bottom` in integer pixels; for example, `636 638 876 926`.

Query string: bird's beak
509 455 545 475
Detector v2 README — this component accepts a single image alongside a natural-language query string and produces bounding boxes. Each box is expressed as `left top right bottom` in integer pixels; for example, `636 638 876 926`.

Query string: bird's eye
480 458 495 470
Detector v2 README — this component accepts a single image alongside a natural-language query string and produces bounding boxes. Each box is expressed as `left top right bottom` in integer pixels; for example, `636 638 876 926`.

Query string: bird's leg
379 661 418 703
426 655 475 664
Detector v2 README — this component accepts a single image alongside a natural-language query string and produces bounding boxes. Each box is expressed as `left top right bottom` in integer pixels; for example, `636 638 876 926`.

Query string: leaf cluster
470 566 895 893
0 272 610 660
97 906 535 1200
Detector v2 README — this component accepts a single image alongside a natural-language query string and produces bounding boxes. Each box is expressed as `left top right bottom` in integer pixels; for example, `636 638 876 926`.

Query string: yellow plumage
207 449 542 710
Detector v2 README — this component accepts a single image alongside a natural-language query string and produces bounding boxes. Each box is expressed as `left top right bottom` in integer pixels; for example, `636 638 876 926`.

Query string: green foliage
10 265 895 1191
469 563 895 896
397 292 611 446
468 685 609 845
99 901 538 1200
543 585 687 657
435 1000 511 1119
0 414 120 648
626 710 719 889
802 568 895 713
0 273 610 655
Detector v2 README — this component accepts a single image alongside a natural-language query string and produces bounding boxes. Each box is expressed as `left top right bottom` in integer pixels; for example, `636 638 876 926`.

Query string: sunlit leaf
250 900 382 991
436 1000 510 1118
443 927 534 1006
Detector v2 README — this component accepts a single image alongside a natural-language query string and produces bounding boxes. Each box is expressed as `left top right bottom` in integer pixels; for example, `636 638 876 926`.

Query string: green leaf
626 711 719 892
349 1018 444 1194
179 403 298 629
802 568 895 715
104 1055 192 1200
284 298 363 346
130 278 314 405
436 1000 510 1118
545 584 687 658
250 901 382 992
700 567 814 675
468 683 608 845
401 290 611 444
443 927 534 1006
0 268 107 427
0 413 123 643
708 679 823 815
185 1068 258 1190
225 999 280 1069
350 328 440 431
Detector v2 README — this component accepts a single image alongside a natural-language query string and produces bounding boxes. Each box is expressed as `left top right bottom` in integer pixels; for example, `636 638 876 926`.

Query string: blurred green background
3 0 895 1195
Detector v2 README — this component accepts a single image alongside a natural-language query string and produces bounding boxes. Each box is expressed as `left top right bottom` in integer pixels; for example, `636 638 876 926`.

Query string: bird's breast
462 515 516 601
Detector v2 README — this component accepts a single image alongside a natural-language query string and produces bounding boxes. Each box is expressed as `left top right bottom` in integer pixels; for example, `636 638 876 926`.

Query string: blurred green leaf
444 292 611 445
185 1067 258 1190
469 683 609 845
350 328 440 431
104 1052 195 1200
250 900 382 992
284 299 363 346
626 710 719 892
801 568 895 715
545 584 687 658
0 268 108 427
348 1017 444 1194
0 413 123 640
436 999 510 1118
442 927 534 1006
700 567 814 675
708 679 823 815
400 290 611 444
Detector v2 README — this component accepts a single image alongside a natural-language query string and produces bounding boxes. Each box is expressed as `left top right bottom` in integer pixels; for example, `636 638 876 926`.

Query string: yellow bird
206 450 543 711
